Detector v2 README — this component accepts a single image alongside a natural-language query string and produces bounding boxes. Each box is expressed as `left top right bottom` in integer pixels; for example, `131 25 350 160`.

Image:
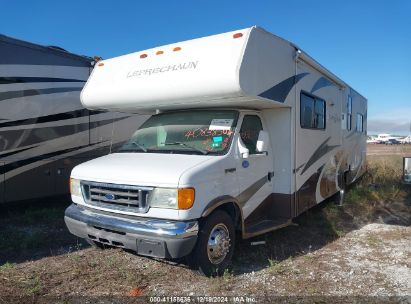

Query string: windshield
119 110 239 155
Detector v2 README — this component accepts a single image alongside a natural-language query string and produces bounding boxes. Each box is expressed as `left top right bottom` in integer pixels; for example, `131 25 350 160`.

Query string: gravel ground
0 223 409 303
143 223 411 297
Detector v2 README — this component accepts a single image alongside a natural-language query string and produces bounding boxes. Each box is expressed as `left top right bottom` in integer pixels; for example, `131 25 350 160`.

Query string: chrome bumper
64 204 198 258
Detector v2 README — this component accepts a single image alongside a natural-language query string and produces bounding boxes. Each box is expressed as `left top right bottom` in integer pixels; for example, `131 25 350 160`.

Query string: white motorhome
400 135 411 144
0 34 146 203
367 136 379 144
64 27 367 276
375 133 404 143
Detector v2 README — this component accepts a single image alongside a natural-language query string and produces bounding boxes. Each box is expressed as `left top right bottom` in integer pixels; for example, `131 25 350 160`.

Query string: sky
1 0 410 135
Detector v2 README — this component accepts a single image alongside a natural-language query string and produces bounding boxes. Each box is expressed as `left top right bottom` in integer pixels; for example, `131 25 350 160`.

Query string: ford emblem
105 193 115 200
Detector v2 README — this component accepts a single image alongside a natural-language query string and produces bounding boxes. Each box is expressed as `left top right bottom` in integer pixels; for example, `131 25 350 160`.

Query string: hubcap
207 223 231 264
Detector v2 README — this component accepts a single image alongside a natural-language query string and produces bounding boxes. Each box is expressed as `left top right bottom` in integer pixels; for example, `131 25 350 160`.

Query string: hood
71 152 214 187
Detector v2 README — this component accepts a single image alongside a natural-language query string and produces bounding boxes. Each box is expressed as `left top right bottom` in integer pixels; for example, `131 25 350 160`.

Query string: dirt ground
366 143 411 156
0 144 410 303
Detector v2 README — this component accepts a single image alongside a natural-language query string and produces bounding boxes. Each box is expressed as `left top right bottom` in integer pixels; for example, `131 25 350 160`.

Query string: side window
300 92 326 129
240 115 263 154
356 114 363 133
301 93 315 128
347 96 352 131
315 99 325 129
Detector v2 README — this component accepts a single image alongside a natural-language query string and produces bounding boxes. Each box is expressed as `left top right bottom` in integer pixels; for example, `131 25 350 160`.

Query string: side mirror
237 137 249 159
256 130 269 153
403 157 411 184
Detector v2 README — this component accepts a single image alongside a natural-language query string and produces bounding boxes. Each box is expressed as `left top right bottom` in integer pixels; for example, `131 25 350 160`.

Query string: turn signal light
97 62 104 66
233 33 243 39
156 50 164 55
178 188 195 209
140 54 148 58
173 47 181 52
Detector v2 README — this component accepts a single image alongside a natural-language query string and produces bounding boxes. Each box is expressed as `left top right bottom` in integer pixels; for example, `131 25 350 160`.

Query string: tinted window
240 115 263 154
315 99 325 129
300 92 326 129
347 96 353 131
301 93 315 128
356 113 363 133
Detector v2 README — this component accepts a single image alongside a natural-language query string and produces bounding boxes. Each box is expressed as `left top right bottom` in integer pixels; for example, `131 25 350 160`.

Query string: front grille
81 181 152 213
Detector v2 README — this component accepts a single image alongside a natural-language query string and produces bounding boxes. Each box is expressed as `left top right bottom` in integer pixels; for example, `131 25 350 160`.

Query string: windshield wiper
119 141 147 152
118 148 146 153
131 141 147 152
163 142 209 155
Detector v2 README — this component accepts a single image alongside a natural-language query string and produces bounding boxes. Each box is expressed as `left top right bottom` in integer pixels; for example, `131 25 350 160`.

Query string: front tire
188 210 235 276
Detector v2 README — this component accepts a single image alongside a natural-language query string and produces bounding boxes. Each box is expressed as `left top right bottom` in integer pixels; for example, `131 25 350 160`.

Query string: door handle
268 171 274 181
225 168 236 173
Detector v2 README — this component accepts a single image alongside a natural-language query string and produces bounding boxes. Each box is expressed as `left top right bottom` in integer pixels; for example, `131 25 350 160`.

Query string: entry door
235 114 274 222
295 60 342 214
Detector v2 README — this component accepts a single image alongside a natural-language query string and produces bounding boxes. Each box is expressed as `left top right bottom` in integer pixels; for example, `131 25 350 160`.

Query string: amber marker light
178 188 195 209
156 50 164 55
97 62 104 66
69 178 73 194
173 47 182 52
233 33 243 39
140 54 148 58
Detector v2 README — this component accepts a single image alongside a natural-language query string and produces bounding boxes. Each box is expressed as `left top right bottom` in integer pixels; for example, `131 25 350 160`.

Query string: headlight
149 188 195 210
70 178 82 197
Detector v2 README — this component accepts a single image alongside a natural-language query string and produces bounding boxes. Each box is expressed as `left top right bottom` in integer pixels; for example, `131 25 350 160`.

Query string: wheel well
210 202 242 231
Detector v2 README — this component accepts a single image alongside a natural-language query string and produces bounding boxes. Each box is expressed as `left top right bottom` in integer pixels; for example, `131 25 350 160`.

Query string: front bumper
64 204 198 259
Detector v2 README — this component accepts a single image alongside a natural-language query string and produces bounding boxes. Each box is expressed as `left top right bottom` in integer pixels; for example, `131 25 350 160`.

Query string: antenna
109 112 115 154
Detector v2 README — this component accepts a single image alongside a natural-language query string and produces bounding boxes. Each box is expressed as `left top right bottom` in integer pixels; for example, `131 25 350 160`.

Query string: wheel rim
207 223 231 265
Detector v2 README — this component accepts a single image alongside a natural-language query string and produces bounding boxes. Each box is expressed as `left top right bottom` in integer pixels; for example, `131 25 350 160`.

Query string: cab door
235 114 274 234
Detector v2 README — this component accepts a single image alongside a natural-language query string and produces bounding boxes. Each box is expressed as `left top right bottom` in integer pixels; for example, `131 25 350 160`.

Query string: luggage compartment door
53 108 90 196
5 161 53 202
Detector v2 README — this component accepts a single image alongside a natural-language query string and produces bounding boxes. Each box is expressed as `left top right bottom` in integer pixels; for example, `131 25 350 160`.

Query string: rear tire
335 171 348 206
187 210 235 277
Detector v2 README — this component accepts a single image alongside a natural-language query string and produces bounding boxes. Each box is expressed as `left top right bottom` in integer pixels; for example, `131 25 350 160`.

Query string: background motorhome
400 135 411 144
0 35 147 203
367 136 379 144
374 133 404 144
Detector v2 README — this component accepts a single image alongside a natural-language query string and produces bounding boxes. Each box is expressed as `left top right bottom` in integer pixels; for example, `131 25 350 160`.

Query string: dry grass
0 146 409 300
320 152 410 238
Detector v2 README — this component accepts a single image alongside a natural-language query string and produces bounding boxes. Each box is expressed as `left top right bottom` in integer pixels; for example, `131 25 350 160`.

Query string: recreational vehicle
64 27 367 275
400 135 411 144
374 133 404 144
0 35 146 203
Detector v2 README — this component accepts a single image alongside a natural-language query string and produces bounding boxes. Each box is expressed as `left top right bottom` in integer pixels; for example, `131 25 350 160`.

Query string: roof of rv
0 34 93 63
81 26 366 113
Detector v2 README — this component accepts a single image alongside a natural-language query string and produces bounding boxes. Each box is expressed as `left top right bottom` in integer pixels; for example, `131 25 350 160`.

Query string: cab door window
239 115 263 154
